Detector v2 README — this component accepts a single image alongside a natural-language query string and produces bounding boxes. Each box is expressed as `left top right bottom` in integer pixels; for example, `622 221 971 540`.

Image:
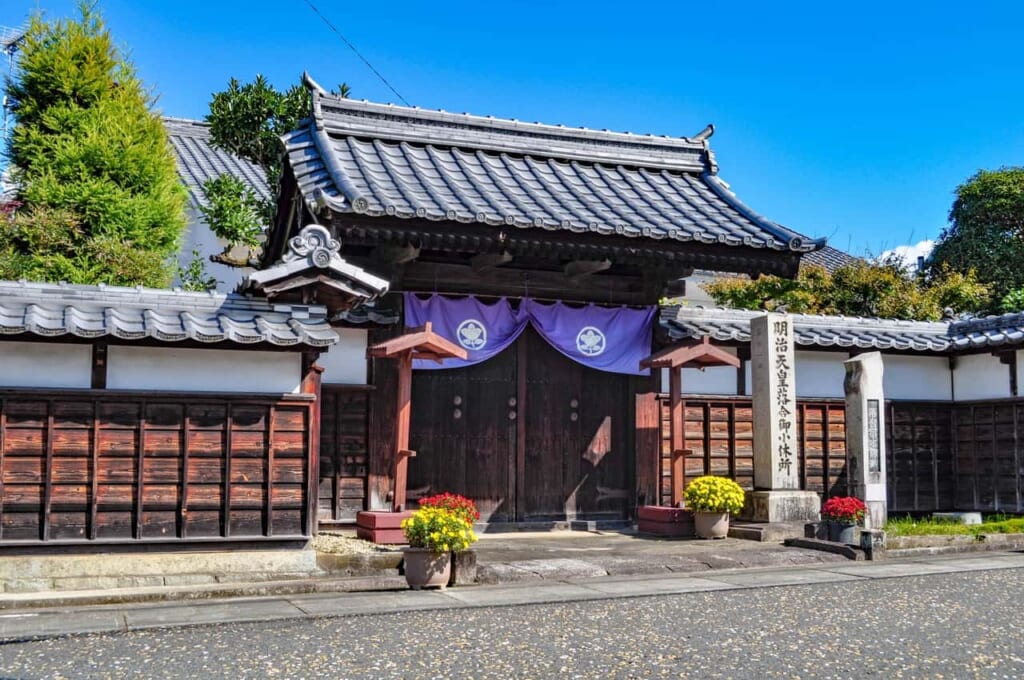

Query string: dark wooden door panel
521 329 579 520
575 366 633 519
318 389 369 522
409 343 516 522
406 328 635 524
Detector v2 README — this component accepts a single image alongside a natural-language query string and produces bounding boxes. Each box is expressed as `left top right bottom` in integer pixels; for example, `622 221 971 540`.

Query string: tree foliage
176 248 218 292
702 258 989 321
199 174 265 249
205 75 311 189
927 168 1024 311
2 2 185 286
201 76 349 263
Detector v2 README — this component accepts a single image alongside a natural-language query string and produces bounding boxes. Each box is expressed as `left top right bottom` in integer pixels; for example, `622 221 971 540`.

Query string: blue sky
3 1 1023 257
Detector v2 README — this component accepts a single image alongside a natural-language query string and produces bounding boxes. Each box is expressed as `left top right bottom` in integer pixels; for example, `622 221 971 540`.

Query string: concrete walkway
0 529 846 610
2 551 1024 641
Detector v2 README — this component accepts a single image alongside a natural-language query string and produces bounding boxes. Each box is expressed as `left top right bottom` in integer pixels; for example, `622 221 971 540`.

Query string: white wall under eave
318 328 369 385
1018 350 1024 396
662 346 740 396
792 351 848 398
883 355 952 401
107 345 301 393
953 353 1011 401
0 341 92 388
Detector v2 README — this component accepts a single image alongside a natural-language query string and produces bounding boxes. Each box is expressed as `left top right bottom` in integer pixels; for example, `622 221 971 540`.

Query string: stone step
728 521 808 543
0 550 323 594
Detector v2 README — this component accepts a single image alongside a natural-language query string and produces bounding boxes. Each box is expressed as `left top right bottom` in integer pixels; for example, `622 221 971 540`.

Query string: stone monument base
744 490 820 523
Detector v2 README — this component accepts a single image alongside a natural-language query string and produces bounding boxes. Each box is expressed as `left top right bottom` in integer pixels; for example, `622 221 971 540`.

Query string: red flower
821 496 866 524
417 492 481 523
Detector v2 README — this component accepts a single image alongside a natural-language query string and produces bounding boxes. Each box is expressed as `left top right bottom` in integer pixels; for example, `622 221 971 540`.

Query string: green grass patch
884 514 1024 536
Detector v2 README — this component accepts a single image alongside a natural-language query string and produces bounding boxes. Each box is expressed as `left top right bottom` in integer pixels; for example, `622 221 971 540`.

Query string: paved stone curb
888 532 1024 557
2 552 1023 642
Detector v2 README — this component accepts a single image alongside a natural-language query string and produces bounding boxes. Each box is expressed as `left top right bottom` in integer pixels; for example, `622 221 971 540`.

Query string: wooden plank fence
657 396 848 506
0 389 315 545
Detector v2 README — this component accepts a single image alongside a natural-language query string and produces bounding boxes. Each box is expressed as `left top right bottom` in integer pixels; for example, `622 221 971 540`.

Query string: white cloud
880 239 935 270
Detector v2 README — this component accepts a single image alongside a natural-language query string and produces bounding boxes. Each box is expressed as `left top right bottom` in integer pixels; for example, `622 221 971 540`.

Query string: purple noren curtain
404 294 528 370
523 299 653 376
403 294 653 375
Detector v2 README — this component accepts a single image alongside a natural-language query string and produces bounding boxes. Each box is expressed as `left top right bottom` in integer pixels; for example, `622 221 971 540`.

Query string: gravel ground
2 568 1023 679
309 532 401 556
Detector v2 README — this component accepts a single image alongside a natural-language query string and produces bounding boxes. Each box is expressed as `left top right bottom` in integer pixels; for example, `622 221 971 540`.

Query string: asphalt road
2 568 1023 679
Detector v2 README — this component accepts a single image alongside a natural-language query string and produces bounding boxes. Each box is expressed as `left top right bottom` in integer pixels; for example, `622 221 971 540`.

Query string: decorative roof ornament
246 224 389 314
283 224 341 267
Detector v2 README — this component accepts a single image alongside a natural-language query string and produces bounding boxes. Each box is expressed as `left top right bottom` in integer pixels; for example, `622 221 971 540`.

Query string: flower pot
403 548 451 590
694 511 730 539
828 521 857 545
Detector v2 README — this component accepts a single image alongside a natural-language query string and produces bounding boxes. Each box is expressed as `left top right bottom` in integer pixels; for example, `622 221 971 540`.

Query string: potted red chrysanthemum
821 496 866 544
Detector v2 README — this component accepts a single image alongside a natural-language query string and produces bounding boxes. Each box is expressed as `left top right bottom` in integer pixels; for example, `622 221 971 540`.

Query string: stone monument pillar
844 352 887 529
748 313 820 522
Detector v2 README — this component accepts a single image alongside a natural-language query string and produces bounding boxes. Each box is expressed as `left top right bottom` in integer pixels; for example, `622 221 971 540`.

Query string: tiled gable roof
281 75 825 254
661 306 1024 354
0 280 337 348
163 117 270 210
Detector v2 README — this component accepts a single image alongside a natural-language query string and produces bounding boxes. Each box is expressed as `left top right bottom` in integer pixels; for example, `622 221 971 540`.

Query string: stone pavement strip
2 551 1024 642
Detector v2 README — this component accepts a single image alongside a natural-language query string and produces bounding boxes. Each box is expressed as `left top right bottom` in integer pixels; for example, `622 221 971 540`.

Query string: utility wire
301 0 410 106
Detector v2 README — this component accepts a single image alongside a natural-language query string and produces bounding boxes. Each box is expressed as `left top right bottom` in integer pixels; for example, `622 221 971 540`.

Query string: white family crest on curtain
523 300 653 375
402 294 654 375
403 294 528 370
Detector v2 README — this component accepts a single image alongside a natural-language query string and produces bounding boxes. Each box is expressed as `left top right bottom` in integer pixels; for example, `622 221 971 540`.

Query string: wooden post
668 366 686 505
392 350 416 511
301 353 324 536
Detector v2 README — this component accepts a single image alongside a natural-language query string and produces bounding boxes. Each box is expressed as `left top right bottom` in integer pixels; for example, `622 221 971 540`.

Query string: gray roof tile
0 280 337 348
800 245 859 273
662 306 956 352
163 117 270 210
281 82 825 253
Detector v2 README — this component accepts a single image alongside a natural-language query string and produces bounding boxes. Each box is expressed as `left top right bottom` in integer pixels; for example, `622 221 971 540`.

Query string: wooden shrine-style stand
636 337 740 537
356 323 468 543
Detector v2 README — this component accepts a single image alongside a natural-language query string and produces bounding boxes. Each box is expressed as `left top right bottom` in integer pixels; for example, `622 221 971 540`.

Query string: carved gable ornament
246 224 389 314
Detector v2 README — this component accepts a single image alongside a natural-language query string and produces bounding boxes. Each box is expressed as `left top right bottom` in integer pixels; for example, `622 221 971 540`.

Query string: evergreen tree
2 2 186 286
201 75 348 265
927 168 1024 311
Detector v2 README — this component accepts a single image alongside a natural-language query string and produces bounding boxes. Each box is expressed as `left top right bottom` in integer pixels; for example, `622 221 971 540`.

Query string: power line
301 0 410 106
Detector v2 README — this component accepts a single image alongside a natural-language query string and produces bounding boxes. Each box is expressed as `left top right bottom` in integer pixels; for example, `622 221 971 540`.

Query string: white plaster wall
174 209 248 293
662 346 739 396
319 329 369 385
679 272 723 304
792 351 848 398
883 355 952 401
0 341 92 388
108 345 301 393
1018 350 1024 395
953 353 1011 401
744 350 847 398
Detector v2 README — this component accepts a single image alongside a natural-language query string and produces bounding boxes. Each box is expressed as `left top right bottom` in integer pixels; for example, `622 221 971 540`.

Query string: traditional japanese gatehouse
258 76 826 525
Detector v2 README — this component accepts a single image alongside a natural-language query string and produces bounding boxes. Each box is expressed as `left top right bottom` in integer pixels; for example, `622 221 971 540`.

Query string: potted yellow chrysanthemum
683 475 745 539
400 506 478 589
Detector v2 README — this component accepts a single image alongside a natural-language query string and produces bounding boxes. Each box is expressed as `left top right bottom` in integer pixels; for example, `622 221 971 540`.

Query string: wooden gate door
520 329 633 521
408 345 516 522
318 387 370 523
